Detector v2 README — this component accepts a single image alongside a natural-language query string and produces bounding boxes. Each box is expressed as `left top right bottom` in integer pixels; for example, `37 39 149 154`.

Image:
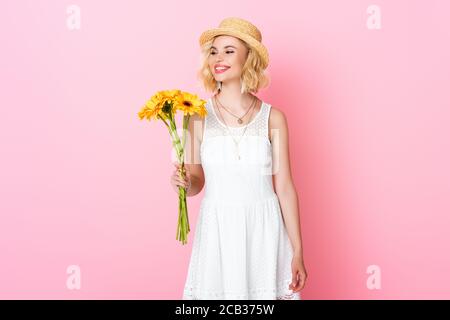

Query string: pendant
237 118 243 124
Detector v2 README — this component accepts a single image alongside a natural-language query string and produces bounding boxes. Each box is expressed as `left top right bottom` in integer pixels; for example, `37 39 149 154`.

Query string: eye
210 51 234 55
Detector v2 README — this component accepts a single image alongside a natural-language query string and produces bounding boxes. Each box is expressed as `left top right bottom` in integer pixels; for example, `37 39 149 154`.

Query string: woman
171 17 307 300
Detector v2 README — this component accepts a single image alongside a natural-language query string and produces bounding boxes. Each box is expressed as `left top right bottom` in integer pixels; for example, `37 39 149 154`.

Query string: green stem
166 114 191 245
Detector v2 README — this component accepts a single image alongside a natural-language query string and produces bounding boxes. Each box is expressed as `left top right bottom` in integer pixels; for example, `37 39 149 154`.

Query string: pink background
1 0 449 299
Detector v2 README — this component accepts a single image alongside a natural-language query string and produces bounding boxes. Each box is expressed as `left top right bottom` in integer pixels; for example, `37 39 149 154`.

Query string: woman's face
208 35 249 83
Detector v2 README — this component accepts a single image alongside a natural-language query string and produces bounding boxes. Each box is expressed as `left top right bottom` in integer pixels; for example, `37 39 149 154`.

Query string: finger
175 181 188 188
290 271 298 289
172 176 186 186
293 274 305 292
172 173 184 180
177 177 189 187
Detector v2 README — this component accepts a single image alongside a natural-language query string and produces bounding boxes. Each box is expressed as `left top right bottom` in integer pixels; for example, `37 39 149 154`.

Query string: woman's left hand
289 253 307 293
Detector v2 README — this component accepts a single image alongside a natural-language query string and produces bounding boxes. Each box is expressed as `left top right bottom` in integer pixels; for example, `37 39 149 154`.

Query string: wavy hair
196 36 270 94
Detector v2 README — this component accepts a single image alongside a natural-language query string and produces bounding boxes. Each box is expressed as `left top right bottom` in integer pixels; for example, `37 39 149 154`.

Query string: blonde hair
197 36 270 94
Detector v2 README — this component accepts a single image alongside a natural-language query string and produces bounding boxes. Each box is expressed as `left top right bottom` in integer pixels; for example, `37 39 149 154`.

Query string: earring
216 81 222 92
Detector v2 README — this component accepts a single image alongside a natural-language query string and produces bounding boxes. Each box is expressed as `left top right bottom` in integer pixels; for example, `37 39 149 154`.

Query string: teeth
216 67 229 70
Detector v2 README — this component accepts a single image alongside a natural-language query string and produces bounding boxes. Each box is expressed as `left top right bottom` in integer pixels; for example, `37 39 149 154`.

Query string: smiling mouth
214 66 230 73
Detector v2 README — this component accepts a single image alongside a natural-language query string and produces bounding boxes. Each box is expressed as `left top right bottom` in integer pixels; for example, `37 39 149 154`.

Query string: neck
215 80 255 111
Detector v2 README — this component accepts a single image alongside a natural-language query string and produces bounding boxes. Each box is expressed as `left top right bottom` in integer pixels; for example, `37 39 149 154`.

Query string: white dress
182 97 301 300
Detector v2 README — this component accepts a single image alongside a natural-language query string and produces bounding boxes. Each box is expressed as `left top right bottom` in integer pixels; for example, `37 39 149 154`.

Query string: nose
215 52 224 62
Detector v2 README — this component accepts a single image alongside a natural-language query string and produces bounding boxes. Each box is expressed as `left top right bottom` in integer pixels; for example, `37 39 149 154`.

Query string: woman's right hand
170 162 191 194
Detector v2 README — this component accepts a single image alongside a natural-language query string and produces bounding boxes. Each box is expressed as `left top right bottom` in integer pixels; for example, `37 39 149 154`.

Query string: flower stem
168 115 191 245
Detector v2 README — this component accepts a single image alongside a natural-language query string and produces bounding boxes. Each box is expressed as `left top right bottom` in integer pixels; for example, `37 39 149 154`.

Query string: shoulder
267 105 289 144
268 105 288 130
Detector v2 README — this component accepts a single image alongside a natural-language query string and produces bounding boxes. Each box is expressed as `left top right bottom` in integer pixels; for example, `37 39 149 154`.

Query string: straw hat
199 17 269 69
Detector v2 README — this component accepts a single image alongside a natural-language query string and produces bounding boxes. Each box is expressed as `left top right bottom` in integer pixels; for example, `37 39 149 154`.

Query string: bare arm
270 107 304 257
183 113 205 197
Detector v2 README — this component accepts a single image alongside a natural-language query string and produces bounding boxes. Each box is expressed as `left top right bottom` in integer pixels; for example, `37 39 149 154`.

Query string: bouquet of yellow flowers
138 90 207 245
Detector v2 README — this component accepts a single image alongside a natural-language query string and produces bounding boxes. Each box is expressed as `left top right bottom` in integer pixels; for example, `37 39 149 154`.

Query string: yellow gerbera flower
138 95 162 121
138 90 181 121
174 91 207 117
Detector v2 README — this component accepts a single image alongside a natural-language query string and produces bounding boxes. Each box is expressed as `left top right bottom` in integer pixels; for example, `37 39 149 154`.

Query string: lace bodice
202 97 271 144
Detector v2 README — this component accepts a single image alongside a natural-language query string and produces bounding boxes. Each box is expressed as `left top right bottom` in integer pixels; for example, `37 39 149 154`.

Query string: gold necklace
213 94 257 160
215 94 255 124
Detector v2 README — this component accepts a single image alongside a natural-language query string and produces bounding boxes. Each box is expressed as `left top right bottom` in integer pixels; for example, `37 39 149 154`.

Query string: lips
214 65 230 74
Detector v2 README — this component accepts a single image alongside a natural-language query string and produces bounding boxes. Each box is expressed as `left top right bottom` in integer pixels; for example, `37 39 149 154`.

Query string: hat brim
199 28 269 69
